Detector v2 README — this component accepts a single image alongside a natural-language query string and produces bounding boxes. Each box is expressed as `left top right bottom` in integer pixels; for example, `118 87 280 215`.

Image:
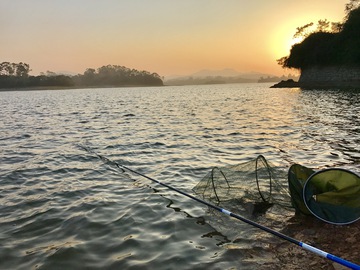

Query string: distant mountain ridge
190 68 244 77
164 68 278 85
166 68 274 80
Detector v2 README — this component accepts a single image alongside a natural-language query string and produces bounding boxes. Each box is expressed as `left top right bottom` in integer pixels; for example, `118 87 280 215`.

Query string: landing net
193 155 292 210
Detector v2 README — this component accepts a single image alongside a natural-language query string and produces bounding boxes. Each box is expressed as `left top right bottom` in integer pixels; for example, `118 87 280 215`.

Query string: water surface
0 84 359 269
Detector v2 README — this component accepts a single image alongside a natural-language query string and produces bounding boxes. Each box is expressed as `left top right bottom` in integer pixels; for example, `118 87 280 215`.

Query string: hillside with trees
73 65 163 87
278 1 360 70
0 63 163 89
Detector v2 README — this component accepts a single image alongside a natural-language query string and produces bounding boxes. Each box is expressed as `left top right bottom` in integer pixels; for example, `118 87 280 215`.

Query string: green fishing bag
288 164 315 215
288 164 360 224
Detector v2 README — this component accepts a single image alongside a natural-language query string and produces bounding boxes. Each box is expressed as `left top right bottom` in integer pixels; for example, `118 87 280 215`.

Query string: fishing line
81 146 360 270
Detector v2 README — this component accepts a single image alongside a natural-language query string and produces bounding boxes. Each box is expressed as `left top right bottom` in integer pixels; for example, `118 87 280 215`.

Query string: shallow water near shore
0 83 359 269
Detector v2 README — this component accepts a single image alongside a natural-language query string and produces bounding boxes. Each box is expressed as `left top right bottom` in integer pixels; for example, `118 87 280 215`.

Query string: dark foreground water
0 84 359 269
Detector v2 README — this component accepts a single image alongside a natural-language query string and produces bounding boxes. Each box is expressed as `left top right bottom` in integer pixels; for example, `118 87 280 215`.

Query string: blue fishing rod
85 148 360 270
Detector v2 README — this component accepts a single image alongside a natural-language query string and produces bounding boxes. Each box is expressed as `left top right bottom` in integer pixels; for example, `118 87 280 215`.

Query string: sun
270 26 307 62
288 36 304 48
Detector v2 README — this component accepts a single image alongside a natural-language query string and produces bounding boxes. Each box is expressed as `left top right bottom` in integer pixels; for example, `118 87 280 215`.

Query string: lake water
0 84 359 269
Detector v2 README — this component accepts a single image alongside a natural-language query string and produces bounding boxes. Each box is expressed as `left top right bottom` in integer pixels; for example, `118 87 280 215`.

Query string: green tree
0 62 15 75
331 21 344 32
293 22 314 39
15 62 30 77
77 64 163 87
345 0 360 16
316 19 330 32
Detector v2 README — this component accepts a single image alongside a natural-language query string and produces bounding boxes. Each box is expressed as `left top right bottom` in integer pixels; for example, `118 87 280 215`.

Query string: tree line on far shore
0 63 163 89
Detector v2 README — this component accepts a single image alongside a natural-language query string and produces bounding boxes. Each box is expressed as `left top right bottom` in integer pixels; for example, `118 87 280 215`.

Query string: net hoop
303 168 360 225
255 155 272 202
210 167 230 202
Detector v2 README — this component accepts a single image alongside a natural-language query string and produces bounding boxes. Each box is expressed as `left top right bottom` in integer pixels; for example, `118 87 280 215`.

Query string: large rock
299 66 360 88
270 79 299 88
271 66 360 89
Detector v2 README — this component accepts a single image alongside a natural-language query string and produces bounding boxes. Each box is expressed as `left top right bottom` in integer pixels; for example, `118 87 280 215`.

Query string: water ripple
0 85 359 269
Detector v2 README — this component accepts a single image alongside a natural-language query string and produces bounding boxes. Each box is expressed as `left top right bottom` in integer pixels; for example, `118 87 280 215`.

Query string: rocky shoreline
260 215 360 270
270 79 300 88
271 79 360 90
271 66 360 90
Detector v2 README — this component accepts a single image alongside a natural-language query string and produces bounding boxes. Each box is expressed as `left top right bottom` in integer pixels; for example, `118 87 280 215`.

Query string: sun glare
288 37 304 48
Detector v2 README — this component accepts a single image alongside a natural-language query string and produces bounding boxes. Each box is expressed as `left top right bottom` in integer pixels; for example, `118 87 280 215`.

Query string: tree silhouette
0 62 163 89
0 62 30 77
278 4 360 70
76 65 163 87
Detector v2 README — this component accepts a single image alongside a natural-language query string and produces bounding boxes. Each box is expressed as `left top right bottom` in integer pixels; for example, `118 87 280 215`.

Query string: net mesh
193 155 292 211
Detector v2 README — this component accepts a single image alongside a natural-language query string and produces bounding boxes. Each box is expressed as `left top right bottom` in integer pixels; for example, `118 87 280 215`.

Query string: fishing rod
84 148 360 270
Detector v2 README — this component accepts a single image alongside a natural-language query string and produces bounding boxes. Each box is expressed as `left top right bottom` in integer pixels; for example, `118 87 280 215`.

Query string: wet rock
270 79 299 88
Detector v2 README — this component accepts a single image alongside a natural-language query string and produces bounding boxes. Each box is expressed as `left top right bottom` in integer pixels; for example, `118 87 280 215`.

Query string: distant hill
189 68 274 80
164 68 277 85
191 68 243 77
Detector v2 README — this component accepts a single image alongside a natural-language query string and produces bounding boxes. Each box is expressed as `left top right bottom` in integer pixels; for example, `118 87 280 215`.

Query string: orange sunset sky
0 0 349 78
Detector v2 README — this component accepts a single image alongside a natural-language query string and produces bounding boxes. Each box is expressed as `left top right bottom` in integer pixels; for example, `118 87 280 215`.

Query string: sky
0 0 350 78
